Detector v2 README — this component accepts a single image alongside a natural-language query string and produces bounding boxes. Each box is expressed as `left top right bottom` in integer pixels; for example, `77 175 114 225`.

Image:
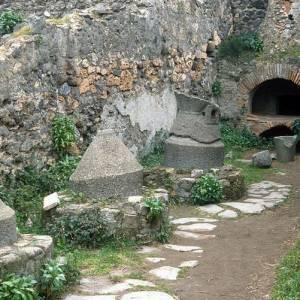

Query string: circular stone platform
165 136 224 170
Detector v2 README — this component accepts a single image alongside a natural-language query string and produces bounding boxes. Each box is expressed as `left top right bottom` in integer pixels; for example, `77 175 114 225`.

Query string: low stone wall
44 193 169 244
0 234 53 278
144 165 246 202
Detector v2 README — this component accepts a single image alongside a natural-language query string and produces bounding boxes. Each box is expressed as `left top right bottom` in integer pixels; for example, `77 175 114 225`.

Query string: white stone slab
198 204 224 214
163 244 202 252
177 223 217 232
43 192 60 211
121 291 176 300
218 210 238 219
99 279 155 294
174 231 215 240
171 217 217 225
244 198 277 208
222 202 265 214
149 266 180 280
65 296 116 300
179 260 199 268
145 257 166 263
263 192 285 200
137 246 159 254
128 196 143 203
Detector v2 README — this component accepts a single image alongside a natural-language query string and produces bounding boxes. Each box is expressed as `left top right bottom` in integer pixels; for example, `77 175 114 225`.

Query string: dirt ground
161 156 300 300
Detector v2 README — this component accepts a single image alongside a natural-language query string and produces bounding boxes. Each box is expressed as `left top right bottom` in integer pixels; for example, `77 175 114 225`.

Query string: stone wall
0 0 233 173
231 0 268 34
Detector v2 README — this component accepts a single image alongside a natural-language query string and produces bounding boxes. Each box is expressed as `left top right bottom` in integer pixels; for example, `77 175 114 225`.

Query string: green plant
0 10 23 35
191 174 223 205
272 240 300 300
0 156 79 232
155 215 172 244
144 198 165 221
61 254 80 285
212 80 222 97
0 275 38 300
217 33 263 61
40 260 66 299
292 119 300 136
220 120 273 154
51 116 77 156
47 209 111 247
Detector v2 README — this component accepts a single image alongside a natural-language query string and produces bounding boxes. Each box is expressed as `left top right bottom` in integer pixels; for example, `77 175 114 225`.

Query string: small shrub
212 80 222 97
0 10 23 35
218 33 263 61
51 116 77 156
61 254 80 285
155 215 172 244
191 174 223 205
144 198 166 222
220 120 273 153
0 274 38 300
47 209 111 247
40 260 66 299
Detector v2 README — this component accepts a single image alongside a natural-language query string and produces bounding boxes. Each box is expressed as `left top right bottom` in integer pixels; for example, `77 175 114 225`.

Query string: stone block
252 150 272 168
70 131 143 199
43 192 60 211
165 136 224 170
0 200 17 247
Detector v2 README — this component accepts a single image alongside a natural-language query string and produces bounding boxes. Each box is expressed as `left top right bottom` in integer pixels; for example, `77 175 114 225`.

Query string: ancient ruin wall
0 0 233 172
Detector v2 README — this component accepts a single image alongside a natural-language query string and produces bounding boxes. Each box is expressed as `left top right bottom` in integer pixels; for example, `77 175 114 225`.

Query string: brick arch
238 63 300 136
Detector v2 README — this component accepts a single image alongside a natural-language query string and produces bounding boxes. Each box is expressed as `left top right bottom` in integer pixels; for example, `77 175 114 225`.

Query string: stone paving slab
149 266 181 280
145 257 166 263
163 244 203 252
65 296 116 300
177 223 217 232
198 204 224 214
222 202 265 214
137 246 160 254
179 260 199 268
174 231 216 240
171 217 218 225
218 210 238 219
121 291 176 300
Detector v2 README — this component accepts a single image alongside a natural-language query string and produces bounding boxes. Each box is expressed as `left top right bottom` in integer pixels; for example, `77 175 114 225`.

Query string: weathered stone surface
149 266 181 280
252 150 272 168
163 244 203 252
43 192 60 211
137 246 160 254
179 260 199 268
165 136 225 170
223 202 265 214
145 257 166 263
121 291 176 300
218 210 238 219
0 234 53 278
198 204 224 214
174 231 216 240
0 200 17 247
171 217 217 225
70 131 143 199
177 223 217 232
65 296 116 300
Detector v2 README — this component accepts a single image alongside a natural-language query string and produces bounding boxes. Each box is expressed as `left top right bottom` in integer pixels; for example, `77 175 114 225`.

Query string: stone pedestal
164 93 224 170
0 200 17 247
0 201 53 278
165 136 224 170
70 130 143 199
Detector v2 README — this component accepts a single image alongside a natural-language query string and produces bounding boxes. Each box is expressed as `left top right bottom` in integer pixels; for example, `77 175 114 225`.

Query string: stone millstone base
0 234 53 278
70 170 143 199
164 136 224 170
